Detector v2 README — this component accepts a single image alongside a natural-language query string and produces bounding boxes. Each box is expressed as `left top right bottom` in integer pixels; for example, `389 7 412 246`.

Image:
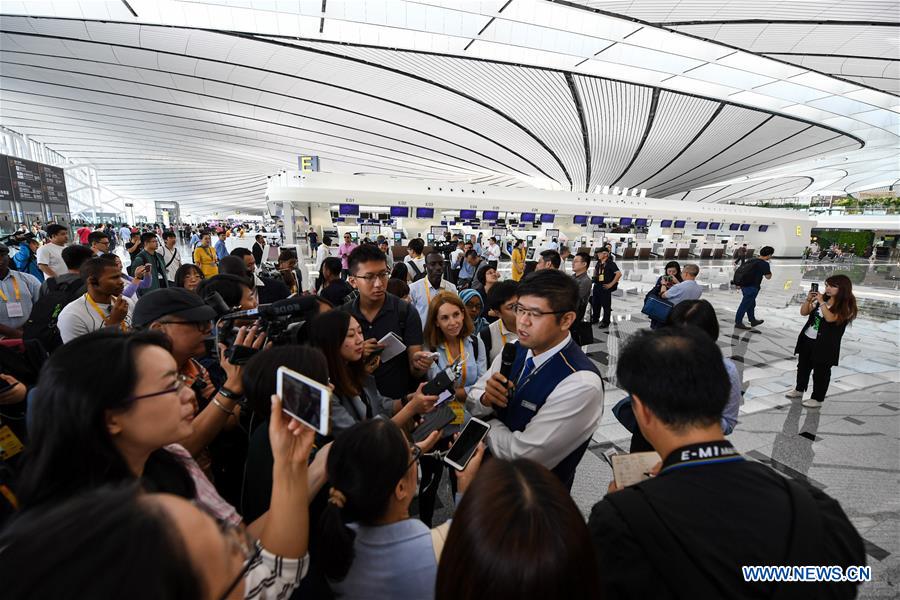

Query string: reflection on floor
571 258 899 599
204 243 899 596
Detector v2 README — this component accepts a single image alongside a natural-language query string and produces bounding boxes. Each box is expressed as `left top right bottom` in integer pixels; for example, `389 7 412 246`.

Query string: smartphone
810 283 819 293
276 366 331 435
411 403 455 443
444 418 491 471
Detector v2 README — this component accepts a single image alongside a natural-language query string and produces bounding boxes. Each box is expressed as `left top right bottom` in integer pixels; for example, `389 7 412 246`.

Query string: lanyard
443 338 467 384
498 320 508 346
85 293 127 332
0 276 21 303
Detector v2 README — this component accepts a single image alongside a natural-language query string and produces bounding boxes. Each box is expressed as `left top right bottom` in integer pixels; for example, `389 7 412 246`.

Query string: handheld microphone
499 342 517 398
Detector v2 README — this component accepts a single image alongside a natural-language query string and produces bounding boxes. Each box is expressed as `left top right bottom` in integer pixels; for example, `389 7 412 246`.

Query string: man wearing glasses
467 269 604 490
340 244 434 400
87 230 110 257
133 287 265 478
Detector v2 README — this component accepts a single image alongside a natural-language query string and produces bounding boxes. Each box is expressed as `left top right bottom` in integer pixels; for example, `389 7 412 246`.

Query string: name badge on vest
520 400 538 412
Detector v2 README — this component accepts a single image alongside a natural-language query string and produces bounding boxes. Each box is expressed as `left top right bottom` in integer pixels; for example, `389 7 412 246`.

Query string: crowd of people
0 220 868 599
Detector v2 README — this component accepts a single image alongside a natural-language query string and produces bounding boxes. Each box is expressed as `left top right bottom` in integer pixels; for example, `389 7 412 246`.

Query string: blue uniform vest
497 339 602 488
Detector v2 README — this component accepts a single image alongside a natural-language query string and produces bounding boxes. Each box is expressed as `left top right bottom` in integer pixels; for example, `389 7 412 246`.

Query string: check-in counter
638 246 652 259
677 244 690 259
664 246 677 259
712 247 724 259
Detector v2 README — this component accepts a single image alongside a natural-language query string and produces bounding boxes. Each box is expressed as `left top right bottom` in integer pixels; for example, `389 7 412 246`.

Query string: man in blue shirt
661 263 702 306
214 231 228 260
13 235 43 282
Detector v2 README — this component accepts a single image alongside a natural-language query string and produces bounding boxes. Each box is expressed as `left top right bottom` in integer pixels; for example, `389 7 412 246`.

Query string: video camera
204 293 321 363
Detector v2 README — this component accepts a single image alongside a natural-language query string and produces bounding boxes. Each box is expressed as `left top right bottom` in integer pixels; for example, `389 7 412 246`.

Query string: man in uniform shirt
591 247 621 328
0 243 41 338
340 244 434 400
589 328 865 600
408 251 458 328
468 269 604 490
214 231 229 261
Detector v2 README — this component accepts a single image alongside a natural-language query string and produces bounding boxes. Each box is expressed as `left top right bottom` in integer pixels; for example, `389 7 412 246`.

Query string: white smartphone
276 366 331 435
444 418 490 471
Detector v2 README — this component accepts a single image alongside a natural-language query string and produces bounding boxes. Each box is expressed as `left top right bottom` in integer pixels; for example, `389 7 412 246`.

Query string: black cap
132 287 217 328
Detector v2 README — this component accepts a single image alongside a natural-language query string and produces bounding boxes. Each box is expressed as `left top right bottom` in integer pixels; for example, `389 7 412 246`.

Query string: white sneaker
785 389 804 399
802 398 824 409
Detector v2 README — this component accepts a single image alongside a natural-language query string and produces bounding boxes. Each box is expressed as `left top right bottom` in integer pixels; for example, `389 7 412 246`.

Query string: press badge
521 400 538 412
5 302 24 318
450 400 465 425
0 425 24 460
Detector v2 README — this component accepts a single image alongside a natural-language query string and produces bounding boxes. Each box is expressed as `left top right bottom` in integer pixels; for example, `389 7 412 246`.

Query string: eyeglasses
128 374 188 402
353 271 390 283
514 303 567 319
216 519 261 600
158 319 212 333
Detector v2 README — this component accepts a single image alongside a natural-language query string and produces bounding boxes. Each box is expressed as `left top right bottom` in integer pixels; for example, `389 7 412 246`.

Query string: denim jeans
735 286 760 324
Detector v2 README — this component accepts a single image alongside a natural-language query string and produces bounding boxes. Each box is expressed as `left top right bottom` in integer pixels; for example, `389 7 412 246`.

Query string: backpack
731 258 760 286
408 259 426 282
22 277 86 353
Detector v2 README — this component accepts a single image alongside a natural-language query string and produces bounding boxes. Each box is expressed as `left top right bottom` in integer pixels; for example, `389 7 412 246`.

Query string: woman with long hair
15 330 318 597
390 261 409 283
318 418 482 599
510 239 526 281
418 292 488 526
786 274 858 408
307 310 437 436
436 459 599 600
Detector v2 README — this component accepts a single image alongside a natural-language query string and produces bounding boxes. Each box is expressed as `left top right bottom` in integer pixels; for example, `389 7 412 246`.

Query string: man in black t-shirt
589 328 865 600
340 244 434 399
591 247 621 328
735 246 773 330
318 257 353 307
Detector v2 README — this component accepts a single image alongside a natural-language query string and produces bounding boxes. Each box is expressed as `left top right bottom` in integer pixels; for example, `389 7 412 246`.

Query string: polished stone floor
570 258 900 599
195 242 899 596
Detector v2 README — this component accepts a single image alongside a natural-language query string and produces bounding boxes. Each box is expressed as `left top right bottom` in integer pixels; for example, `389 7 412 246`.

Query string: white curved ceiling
0 0 897 214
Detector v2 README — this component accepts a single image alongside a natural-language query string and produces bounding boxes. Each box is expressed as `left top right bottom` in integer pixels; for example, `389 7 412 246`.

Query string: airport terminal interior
0 1 898 599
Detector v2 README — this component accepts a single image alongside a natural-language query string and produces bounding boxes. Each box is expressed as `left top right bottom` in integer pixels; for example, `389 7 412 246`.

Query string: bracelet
217 386 241 400
212 397 236 417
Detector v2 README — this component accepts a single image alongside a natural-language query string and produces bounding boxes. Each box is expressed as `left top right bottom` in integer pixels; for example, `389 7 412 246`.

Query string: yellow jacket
193 245 218 278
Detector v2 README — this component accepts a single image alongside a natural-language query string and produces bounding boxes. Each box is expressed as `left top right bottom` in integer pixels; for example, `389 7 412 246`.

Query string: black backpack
731 258 760 287
407 260 426 282
22 277 86 353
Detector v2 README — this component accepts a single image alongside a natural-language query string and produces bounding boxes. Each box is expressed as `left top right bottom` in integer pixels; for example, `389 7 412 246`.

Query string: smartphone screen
279 368 328 433
811 283 819 292
445 419 490 470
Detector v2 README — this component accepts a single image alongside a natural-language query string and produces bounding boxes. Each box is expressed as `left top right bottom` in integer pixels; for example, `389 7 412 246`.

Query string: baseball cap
132 287 218 328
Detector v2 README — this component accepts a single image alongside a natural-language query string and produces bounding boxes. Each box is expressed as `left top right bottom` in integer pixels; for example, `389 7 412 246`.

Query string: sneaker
785 389 803 399
802 398 824 409
750 319 765 327
734 323 752 330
